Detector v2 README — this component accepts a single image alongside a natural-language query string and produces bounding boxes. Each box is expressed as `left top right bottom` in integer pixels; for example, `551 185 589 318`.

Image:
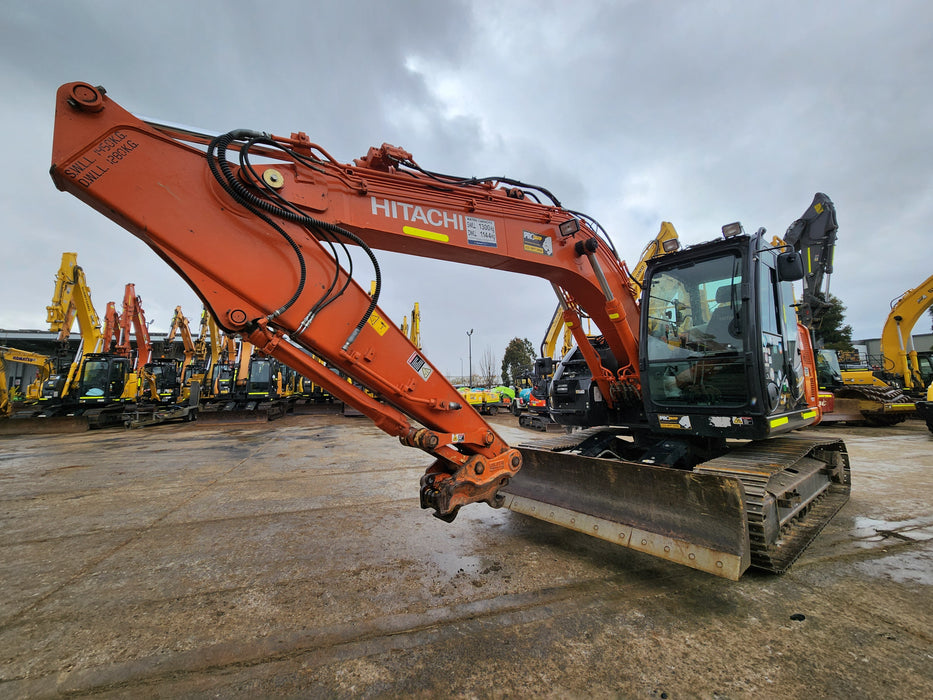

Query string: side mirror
777 251 805 281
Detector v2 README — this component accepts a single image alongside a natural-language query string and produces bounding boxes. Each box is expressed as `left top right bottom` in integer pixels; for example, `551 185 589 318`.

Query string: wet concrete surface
0 413 931 698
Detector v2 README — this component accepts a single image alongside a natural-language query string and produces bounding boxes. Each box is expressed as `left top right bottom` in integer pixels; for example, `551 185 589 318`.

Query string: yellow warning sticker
367 310 389 336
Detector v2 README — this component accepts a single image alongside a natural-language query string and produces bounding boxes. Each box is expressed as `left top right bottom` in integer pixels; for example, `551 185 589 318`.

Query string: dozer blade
501 447 751 580
195 398 290 425
194 409 274 425
0 415 90 435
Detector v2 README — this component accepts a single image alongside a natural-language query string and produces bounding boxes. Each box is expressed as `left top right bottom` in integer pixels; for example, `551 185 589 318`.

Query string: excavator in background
170 306 198 388
0 347 55 417
125 305 203 428
520 223 684 431
145 305 194 403
816 349 916 425
298 365 335 405
189 307 212 386
376 281 423 352
408 302 422 351
203 322 239 403
878 275 933 395
515 307 570 431
628 221 682 297
817 274 933 425
197 333 291 422
4 252 108 433
294 353 337 407
42 252 105 412
69 282 151 427
50 82 850 579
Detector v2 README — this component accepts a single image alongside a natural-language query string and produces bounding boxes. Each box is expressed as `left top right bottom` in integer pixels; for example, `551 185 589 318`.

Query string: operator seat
706 285 740 343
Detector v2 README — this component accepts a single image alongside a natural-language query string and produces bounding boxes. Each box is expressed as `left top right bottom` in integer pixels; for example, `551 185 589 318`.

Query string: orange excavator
50 82 850 579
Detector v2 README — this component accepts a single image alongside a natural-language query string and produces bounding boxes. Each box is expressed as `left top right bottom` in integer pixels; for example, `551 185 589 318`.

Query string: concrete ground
1 412 931 698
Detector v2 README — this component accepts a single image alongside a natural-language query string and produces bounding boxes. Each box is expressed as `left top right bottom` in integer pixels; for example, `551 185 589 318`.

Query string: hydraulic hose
207 130 381 347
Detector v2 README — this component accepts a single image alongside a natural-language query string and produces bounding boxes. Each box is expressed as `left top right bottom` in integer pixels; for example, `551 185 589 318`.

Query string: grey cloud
1 0 931 377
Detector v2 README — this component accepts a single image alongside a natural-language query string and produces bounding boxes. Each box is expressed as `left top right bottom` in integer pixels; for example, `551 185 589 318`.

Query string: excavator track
828 385 915 425
695 434 850 572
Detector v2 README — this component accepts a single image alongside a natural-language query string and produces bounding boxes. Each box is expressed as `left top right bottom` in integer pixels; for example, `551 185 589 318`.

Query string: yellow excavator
818 274 933 425
408 302 422 351
5 253 110 432
125 305 205 428
0 347 55 418
44 252 106 405
879 274 933 394
4 253 137 432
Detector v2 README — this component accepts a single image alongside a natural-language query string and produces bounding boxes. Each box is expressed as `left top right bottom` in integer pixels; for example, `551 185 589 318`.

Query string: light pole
467 329 474 386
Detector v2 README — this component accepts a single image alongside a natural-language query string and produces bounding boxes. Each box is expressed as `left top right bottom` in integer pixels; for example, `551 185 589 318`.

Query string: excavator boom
50 82 643 520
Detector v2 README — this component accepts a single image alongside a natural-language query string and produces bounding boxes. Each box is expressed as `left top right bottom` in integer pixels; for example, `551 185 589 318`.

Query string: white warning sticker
408 352 433 381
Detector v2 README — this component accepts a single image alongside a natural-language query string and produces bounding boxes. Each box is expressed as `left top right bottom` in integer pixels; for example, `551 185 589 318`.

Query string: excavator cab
816 349 844 389
40 374 68 402
639 231 814 441
76 354 132 404
546 230 814 443
207 363 236 399
243 357 279 401
182 360 208 388
143 358 181 403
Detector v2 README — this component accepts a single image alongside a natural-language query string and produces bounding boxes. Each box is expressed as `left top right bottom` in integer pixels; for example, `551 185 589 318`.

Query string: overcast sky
2 1 931 379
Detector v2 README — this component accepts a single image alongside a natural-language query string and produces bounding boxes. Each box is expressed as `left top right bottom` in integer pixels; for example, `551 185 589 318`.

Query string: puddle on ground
851 516 933 547
428 551 485 578
852 549 933 585
847 515 933 585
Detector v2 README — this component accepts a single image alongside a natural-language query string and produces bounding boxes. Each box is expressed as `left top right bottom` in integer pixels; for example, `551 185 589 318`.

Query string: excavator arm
119 284 151 369
45 252 106 400
46 251 104 354
783 192 838 328
50 82 644 519
880 275 933 390
194 308 210 363
101 301 120 352
165 306 197 381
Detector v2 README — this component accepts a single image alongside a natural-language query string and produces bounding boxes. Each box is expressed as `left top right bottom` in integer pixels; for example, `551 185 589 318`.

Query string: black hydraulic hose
410 162 564 208
393 154 621 260
217 133 383 332
207 131 381 346
207 131 306 321
238 139 345 321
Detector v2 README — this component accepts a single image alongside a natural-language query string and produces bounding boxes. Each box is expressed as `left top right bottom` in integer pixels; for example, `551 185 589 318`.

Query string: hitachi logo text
370 197 465 231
